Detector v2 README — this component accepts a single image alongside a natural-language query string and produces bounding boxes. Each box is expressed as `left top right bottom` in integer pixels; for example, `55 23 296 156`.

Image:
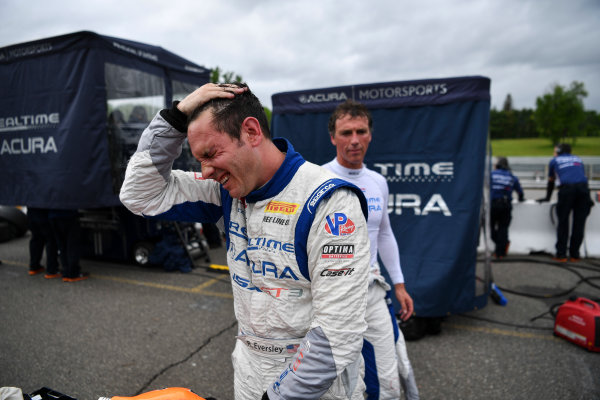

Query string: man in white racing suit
323 100 419 400
120 83 371 399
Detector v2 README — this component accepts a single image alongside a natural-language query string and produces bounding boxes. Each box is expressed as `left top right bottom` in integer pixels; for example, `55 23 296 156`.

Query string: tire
0 206 28 238
0 221 15 243
133 241 154 266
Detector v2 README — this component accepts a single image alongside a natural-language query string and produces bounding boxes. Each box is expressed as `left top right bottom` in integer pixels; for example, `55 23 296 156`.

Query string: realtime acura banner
0 31 210 209
271 76 491 316
0 45 112 209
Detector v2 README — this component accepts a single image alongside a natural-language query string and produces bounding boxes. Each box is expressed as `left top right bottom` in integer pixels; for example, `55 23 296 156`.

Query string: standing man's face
188 110 257 199
330 114 372 169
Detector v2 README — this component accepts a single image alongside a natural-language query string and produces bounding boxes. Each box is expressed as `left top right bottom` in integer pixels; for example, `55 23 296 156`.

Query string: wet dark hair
495 156 510 170
189 83 271 140
328 100 373 135
556 143 571 155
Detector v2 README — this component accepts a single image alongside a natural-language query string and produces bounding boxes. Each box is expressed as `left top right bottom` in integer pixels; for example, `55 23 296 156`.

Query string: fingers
404 298 414 319
178 83 248 116
399 309 409 321
216 83 246 93
396 289 414 321
399 298 412 321
212 83 247 96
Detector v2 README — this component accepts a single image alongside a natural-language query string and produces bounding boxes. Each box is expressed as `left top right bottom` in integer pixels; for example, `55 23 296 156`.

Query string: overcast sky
1 0 599 111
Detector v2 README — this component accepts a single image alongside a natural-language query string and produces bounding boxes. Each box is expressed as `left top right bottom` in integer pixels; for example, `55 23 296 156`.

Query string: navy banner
272 76 491 316
0 31 209 209
272 76 490 113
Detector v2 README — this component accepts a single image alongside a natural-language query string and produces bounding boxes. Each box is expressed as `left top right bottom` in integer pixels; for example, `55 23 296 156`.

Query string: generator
554 297 600 352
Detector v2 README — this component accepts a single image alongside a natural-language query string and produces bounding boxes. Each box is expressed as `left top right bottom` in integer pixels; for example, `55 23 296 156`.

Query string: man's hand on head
177 83 247 116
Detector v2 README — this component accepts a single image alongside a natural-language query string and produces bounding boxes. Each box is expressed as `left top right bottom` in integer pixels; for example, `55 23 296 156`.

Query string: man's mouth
219 174 230 185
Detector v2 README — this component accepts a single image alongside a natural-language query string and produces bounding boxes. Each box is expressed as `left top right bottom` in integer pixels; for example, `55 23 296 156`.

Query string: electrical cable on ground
456 313 554 331
489 257 600 301
468 256 600 330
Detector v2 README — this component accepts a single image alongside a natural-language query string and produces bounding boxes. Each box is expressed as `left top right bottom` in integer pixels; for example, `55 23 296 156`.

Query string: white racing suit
324 159 420 400
120 111 371 400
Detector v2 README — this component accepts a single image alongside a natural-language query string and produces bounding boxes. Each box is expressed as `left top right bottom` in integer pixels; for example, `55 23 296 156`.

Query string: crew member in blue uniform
538 143 593 261
490 157 524 258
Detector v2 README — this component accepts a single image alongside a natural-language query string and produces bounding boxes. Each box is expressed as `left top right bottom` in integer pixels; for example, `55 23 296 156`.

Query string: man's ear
329 133 336 146
241 117 263 147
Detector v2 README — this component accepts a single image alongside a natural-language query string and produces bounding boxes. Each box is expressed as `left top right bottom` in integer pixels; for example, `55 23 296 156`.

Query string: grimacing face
330 114 372 169
187 110 258 198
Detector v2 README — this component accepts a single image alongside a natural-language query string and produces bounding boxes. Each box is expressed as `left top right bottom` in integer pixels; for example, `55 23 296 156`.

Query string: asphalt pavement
1 233 599 400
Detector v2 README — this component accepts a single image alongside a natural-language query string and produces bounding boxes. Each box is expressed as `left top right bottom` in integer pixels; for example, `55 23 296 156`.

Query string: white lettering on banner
112 42 158 62
299 92 348 104
0 113 60 132
0 42 53 61
184 65 207 74
358 83 448 100
388 193 452 216
0 136 57 155
373 161 453 183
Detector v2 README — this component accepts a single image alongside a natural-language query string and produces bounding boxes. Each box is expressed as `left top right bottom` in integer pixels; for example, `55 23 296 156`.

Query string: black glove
537 179 555 203
159 100 188 133
518 194 525 202
262 392 270 400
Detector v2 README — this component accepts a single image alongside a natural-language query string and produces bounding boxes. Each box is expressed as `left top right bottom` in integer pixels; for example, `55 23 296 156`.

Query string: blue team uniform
548 153 592 259
490 168 523 257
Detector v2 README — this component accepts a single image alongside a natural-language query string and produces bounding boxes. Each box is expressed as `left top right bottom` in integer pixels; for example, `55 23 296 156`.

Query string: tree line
490 81 600 144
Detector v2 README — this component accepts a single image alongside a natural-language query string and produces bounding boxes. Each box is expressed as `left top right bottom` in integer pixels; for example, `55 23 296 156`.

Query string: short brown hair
189 83 271 140
328 100 373 136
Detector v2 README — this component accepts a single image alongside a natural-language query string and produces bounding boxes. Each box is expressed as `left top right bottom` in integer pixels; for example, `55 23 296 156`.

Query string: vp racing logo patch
324 213 356 236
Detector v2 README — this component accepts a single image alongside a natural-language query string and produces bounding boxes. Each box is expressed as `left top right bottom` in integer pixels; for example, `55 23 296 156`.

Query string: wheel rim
135 247 149 265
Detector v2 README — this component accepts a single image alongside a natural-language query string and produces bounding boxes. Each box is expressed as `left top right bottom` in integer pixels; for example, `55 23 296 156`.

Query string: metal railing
500 156 600 189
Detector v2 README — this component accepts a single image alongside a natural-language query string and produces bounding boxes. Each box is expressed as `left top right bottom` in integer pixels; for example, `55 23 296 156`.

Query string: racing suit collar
245 138 305 203
331 158 366 178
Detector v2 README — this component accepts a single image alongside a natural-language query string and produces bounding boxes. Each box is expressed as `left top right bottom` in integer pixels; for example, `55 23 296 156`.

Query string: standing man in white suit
324 99 419 400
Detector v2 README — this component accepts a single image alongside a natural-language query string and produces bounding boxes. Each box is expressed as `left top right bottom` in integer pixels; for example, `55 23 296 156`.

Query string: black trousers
490 199 512 257
49 215 82 278
27 208 59 273
555 183 592 258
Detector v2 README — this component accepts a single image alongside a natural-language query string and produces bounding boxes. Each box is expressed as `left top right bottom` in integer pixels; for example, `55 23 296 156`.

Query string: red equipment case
554 297 600 352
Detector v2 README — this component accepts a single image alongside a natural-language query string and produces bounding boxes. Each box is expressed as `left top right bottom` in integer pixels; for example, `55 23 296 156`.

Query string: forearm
120 113 185 213
120 112 221 218
544 178 555 200
378 245 404 284
378 217 404 284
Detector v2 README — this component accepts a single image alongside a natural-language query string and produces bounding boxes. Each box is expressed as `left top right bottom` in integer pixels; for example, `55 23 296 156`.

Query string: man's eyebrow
199 147 213 160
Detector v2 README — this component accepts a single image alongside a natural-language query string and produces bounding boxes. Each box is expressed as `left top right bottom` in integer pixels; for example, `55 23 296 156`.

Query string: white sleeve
377 179 404 284
119 113 222 218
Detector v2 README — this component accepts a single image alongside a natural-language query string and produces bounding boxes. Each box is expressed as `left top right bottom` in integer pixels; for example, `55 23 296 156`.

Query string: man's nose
350 132 360 144
201 163 215 179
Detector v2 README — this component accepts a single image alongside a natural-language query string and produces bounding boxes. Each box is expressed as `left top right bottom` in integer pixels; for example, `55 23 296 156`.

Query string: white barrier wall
480 200 600 258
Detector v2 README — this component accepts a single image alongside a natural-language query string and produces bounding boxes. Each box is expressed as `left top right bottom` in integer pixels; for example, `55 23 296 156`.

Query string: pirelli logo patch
265 201 300 215
321 244 354 259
